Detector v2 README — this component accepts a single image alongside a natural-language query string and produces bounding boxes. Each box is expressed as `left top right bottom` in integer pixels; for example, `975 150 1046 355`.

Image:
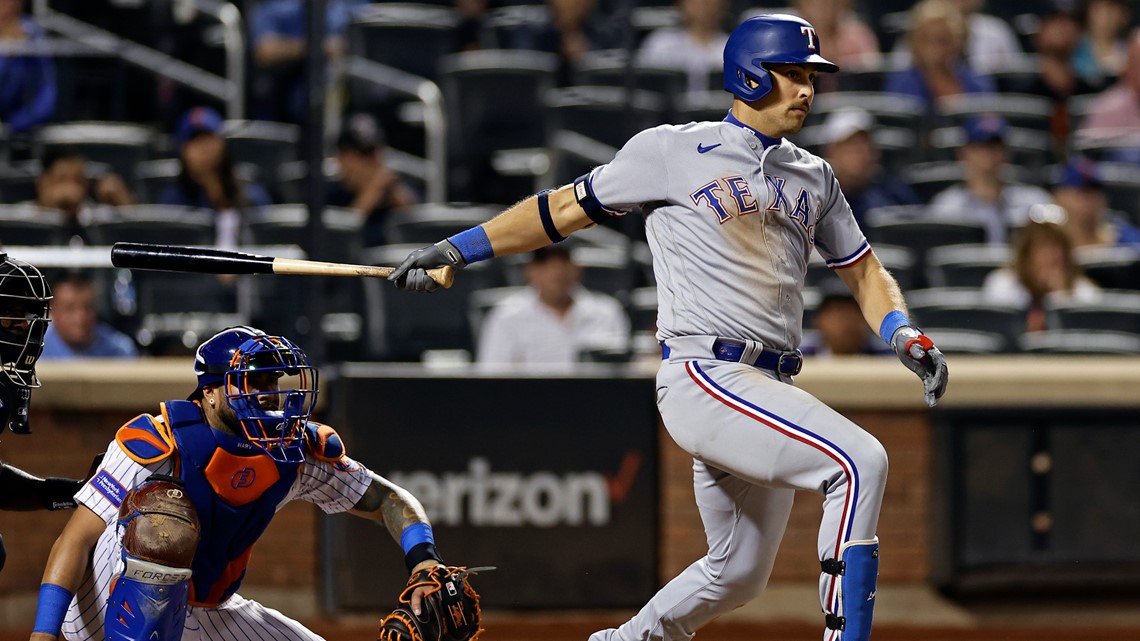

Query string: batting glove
891 327 949 407
388 240 466 293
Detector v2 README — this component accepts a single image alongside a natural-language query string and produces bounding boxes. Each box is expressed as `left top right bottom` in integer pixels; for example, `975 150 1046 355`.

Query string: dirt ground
302 615 1136 641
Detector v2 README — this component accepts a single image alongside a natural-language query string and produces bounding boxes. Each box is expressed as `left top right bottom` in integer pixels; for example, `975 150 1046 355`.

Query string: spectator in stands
34 148 134 245
1072 0 1131 86
477 245 629 366
819 107 920 229
159 107 271 249
1022 9 1102 155
1076 29 1140 159
327 113 419 247
502 0 618 87
792 0 881 69
249 0 368 123
455 0 490 52
0 0 56 133
947 0 1023 74
637 0 729 93
929 114 1052 244
800 288 894 357
40 271 137 359
1052 156 1140 248
982 221 1100 332
883 0 995 115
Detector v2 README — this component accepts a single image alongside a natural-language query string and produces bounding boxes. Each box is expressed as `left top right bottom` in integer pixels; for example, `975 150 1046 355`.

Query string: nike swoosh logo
697 143 722 154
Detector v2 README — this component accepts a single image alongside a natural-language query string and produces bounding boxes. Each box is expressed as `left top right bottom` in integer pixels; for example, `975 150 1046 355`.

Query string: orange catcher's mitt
377 565 492 641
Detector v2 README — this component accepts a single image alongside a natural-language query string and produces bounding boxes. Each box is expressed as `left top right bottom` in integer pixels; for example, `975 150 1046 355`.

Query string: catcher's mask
223 334 317 462
0 253 51 389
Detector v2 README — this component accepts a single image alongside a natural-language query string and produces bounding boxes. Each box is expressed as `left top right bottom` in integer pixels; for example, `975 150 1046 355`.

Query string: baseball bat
109 243 454 288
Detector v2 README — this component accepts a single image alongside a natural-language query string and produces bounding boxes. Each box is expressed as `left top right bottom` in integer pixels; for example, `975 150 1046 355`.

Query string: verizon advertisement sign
324 370 659 609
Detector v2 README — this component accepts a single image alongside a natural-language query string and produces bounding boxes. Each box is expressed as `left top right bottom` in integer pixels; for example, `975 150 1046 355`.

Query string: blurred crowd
1 0 1139 364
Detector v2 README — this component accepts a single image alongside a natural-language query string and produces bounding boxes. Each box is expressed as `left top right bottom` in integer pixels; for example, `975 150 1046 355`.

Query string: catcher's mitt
377 565 492 641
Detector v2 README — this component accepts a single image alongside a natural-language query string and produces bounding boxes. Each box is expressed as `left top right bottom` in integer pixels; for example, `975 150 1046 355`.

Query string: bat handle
427 266 456 289
374 265 455 289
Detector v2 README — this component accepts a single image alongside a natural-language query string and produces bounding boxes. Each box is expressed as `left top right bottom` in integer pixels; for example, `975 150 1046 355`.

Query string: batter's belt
661 336 803 376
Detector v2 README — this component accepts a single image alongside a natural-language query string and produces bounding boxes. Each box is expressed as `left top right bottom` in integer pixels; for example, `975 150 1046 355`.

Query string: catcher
30 326 485 641
1 254 92 574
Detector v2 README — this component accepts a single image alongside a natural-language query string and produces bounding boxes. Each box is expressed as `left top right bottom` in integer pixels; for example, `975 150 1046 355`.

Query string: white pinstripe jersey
587 114 870 351
61 423 371 641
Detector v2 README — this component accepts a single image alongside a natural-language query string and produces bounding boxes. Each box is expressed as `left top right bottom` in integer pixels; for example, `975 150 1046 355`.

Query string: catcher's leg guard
106 476 200 641
822 537 879 641
105 555 192 641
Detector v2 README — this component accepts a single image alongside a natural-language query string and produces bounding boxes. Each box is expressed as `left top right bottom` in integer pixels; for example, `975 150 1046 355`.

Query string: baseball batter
390 14 948 641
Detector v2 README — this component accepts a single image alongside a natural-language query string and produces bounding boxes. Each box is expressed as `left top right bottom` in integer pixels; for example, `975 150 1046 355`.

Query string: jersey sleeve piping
826 241 872 269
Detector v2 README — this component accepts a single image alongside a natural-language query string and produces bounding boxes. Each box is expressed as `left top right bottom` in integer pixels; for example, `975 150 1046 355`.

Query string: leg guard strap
822 537 879 641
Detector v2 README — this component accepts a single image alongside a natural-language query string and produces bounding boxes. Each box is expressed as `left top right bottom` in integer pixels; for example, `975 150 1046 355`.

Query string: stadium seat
627 286 657 335
575 50 690 118
675 90 733 124
543 85 668 149
927 125 1052 172
1093 162 1140 223
813 92 925 131
901 161 1042 203
85 205 215 246
1075 246 1140 290
348 3 458 82
0 205 69 246
382 203 500 245
222 120 301 201
0 160 38 203
246 204 364 259
920 328 1007 354
935 93 1054 133
1047 291 1140 335
36 122 154 188
362 243 496 360
864 207 989 289
907 288 1024 352
1019 329 1140 354
795 123 919 175
438 49 559 201
926 244 1011 288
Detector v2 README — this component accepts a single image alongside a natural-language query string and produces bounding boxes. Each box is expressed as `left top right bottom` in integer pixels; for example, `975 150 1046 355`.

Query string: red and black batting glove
377 565 493 641
891 327 949 407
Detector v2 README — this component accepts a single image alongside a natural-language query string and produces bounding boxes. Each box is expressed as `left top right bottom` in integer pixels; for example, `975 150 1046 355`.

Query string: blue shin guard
823 537 879 641
105 554 192 641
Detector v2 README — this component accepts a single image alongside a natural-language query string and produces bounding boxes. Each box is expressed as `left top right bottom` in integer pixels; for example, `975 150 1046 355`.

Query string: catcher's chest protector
164 400 301 606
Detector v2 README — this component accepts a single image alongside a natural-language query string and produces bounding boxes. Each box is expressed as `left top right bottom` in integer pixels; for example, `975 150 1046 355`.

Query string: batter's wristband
404 542 442 573
33 583 73 636
400 522 435 554
446 226 494 264
537 190 566 243
879 310 911 345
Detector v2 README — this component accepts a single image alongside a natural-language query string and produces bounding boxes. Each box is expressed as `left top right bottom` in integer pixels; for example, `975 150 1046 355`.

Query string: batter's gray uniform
585 112 886 641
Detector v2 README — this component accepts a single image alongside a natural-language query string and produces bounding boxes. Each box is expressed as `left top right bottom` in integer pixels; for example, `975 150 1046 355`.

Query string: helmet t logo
801 26 817 51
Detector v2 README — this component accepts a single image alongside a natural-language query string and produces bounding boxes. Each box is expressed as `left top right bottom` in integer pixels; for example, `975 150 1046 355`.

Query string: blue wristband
33 583 73 635
447 226 494 264
400 522 435 554
879 310 910 345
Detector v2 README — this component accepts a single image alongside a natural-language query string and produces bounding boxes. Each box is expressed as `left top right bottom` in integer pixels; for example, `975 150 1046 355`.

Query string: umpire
0 254 90 572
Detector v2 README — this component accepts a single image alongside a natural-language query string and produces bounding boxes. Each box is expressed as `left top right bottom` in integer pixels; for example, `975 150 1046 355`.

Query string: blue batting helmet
723 14 839 102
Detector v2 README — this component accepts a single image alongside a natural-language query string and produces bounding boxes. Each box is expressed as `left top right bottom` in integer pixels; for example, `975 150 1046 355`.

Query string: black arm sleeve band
0 464 79 511
573 174 613 226
404 541 442 573
537 190 566 243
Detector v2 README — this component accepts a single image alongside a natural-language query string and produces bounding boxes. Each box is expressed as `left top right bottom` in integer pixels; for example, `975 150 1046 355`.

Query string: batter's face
741 63 819 138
